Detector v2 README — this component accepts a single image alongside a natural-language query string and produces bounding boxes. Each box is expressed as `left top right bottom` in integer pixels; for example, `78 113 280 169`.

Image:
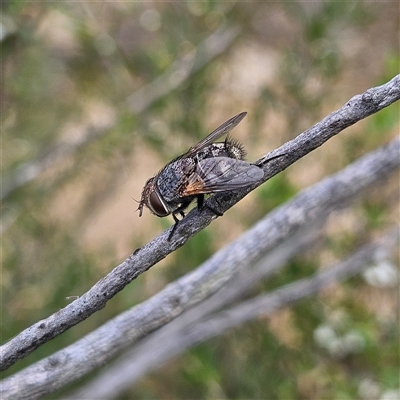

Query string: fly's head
138 176 171 218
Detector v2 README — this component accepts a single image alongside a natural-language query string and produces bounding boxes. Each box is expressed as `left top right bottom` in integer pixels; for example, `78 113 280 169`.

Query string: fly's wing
182 112 247 159
181 157 264 196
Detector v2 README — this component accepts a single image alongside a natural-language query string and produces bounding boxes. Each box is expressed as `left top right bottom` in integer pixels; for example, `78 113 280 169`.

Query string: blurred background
2 1 399 398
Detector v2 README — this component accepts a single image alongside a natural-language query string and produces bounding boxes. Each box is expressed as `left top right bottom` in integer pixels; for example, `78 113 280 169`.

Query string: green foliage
256 173 297 215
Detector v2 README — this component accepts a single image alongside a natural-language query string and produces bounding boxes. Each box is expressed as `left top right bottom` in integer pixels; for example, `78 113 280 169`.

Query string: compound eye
149 191 169 217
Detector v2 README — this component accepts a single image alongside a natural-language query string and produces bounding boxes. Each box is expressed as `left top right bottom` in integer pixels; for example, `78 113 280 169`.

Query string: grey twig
0 75 399 375
67 229 399 400
1 136 399 399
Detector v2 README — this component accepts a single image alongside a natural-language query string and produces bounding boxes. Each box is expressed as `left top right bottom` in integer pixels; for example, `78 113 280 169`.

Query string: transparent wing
181 157 263 196
182 112 247 159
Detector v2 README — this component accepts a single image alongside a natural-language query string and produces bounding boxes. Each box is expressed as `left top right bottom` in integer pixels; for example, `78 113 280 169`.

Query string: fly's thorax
156 158 196 203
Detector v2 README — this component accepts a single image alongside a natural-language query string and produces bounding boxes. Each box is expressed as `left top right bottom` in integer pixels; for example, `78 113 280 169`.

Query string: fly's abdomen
196 139 246 162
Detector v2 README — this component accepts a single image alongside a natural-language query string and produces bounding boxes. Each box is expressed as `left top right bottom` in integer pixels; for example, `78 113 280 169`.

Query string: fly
138 112 264 239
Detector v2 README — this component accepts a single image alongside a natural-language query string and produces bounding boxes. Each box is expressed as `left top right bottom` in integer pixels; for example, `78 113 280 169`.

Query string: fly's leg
256 152 287 167
168 212 181 241
203 202 224 217
196 194 204 209
167 200 191 241
196 194 223 217
203 195 224 217
167 195 223 241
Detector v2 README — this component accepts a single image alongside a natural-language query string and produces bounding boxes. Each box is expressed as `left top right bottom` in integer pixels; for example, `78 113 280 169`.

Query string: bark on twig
1 136 399 399
0 75 399 375
67 229 399 400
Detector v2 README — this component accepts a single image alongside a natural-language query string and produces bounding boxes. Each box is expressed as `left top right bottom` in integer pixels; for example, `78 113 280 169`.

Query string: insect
138 112 264 239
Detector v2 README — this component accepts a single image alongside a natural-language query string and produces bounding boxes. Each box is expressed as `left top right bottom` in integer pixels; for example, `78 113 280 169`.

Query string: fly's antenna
132 197 144 217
